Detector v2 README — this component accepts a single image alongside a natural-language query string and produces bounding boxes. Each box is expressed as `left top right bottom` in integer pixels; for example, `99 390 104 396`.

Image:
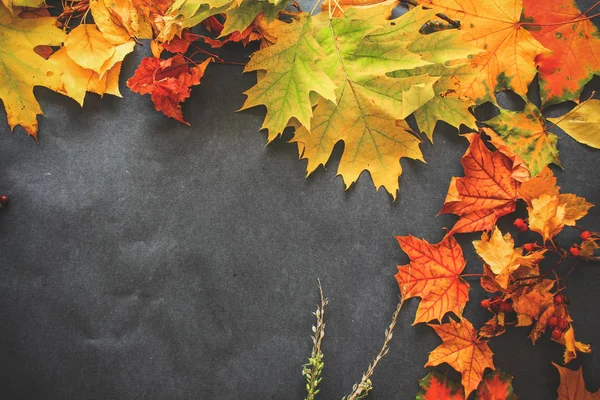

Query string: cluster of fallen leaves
396 132 599 398
2 0 599 196
2 0 599 398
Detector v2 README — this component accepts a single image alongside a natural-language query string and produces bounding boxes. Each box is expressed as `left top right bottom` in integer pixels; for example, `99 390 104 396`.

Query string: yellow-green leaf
548 99 600 149
241 13 337 141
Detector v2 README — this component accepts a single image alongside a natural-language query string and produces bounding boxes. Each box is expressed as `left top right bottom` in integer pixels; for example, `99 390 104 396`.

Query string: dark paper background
1 2 599 399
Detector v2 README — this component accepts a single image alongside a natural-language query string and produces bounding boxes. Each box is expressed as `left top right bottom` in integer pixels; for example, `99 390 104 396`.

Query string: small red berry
480 299 491 309
499 302 514 313
551 328 563 341
513 218 525 228
554 294 565 305
518 223 529 232
523 243 535 252
580 231 592 240
558 318 569 331
548 316 559 328
569 246 581 257
0 195 7 204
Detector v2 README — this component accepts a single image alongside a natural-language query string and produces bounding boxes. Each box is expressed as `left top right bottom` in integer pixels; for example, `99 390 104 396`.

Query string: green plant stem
303 280 328 400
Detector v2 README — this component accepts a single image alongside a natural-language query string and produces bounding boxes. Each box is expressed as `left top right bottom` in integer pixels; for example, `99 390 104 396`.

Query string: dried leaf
396 235 469 324
426 319 495 397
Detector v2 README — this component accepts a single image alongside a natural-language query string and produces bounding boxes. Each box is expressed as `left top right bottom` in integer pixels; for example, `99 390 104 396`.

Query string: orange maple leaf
522 0 600 106
127 55 211 125
426 319 495 397
395 235 469 324
553 363 600 400
510 279 554 326
439 133 525 234
416 369 517 400
419 0 547 102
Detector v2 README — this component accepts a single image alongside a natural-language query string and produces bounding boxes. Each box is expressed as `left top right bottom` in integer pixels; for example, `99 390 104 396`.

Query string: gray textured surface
0 2 599 399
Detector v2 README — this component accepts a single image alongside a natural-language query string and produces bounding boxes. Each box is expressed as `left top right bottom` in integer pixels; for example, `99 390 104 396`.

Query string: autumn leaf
485 102 560 176
416 370 465 400
522 0 600 106
473 227 546 288
419 0 547 102
290 5 480 198
439 133 525 234
240 13 337 141
426 319 495 397
510 279 554 326
529 194 567 243
548 99 600 149
554 363 600 400
476 370 518 400
127 55 211 124
518 167 593 241
90 0 153 44
479 315 506 339
64 24 118 73
395 235 469 324
416 370 517 400
0 4 68 138
49 48 124 105
155 0 284 43
518 166 558 205
388 6 483 141
554 325 592 364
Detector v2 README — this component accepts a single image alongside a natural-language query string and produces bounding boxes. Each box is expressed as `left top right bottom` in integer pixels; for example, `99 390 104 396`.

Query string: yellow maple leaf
0 4 67 138
64 24 120 74
528 193 566 243
473 227 545 288
90 0 153 44
419 0 547 102
520 167 593 241
49 48 123 105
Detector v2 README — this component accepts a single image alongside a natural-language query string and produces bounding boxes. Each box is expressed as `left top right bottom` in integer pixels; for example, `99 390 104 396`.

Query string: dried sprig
342 298 404 400
302 280 328 400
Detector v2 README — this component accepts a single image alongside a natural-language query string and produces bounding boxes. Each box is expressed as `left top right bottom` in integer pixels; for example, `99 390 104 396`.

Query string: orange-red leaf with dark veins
439 133 523 234
476 370 518 400
522 0 600 106
127 55 211 125
162 31 200 53
395 235 469 325
416 370 465 400
426 319 495 398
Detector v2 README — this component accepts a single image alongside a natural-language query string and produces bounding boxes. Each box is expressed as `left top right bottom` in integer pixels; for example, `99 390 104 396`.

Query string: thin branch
302 280 328 400
343 298 405 400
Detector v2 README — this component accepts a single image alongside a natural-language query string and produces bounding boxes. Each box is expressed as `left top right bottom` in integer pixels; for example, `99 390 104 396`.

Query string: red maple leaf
439 133 525 234
522 0 600 106
127 55 211 125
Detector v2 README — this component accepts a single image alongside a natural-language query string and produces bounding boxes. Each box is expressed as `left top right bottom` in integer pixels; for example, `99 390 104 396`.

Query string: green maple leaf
485 101 561 176
240 13 337 141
